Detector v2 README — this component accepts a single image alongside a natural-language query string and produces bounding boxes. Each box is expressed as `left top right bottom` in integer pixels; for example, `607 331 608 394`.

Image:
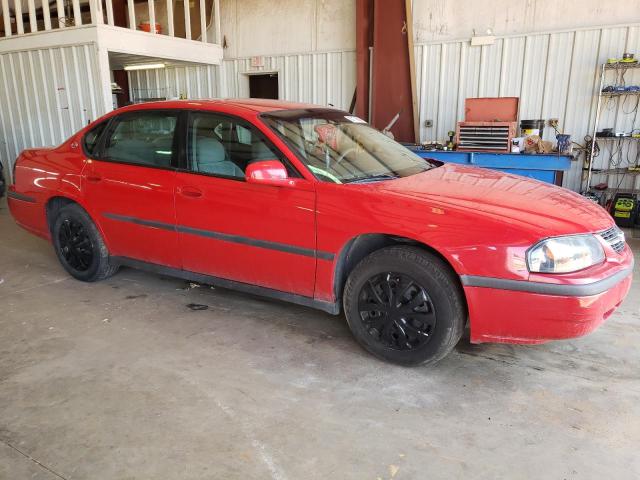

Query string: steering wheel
335 147 358 165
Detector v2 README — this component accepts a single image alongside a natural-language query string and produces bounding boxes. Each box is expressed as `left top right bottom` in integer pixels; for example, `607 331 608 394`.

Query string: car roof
115 98 338 114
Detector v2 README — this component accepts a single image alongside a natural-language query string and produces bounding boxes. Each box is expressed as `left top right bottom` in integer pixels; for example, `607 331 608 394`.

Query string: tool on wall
382 111 401 139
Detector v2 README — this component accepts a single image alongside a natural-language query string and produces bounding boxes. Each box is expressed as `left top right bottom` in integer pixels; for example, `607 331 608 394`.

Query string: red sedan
7 99 634 365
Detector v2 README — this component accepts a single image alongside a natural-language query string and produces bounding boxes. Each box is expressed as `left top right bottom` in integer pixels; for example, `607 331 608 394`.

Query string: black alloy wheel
358 272 436 351
343 246 466 366
58 218 94 271
52 203 118 282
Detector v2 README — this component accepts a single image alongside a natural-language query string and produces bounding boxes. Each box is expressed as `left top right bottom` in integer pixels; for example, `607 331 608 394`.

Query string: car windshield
261 109 439 183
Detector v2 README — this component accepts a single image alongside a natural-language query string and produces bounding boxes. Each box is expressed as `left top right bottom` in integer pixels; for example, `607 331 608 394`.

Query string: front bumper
463 251 634 344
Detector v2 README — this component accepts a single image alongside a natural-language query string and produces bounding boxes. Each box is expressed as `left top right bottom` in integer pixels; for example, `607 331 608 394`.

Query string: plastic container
139 22 162 34
520 119 545 138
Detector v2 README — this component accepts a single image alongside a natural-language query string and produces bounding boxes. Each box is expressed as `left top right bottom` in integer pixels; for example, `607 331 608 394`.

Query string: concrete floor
0 199 639 480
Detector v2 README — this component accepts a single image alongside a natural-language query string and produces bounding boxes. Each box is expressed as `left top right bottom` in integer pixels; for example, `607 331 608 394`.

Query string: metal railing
0 0 221 43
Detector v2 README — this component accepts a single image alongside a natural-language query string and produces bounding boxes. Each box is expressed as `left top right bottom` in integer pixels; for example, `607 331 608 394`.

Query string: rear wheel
52 204 118 282
343 246 465 366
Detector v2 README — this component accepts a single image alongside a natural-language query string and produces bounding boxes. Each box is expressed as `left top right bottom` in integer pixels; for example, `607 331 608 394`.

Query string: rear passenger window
102 112 178 168
83 121 108 157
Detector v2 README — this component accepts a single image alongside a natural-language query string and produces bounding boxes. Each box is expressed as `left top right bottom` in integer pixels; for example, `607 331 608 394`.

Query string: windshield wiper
344 174 399 184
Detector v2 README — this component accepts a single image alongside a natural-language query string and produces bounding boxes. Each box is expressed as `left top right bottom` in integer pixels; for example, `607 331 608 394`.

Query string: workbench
405 147 573 186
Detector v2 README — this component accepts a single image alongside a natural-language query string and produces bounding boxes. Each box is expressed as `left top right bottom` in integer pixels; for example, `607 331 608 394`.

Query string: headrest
196 137 226 163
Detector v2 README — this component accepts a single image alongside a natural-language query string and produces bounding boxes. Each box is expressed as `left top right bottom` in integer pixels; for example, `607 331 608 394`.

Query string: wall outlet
424 120 433 127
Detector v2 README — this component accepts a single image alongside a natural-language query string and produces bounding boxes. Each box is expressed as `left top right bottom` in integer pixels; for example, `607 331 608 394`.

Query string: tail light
12 155 20 185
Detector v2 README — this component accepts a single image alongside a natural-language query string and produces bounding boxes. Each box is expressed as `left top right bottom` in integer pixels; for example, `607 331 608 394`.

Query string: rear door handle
179 186 203 198
86 174 102 183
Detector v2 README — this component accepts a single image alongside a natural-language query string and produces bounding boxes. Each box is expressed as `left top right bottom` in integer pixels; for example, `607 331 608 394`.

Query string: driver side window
187 113 292 179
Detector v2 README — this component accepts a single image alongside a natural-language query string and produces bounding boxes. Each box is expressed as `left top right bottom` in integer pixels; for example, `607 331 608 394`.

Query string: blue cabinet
405 148 572 186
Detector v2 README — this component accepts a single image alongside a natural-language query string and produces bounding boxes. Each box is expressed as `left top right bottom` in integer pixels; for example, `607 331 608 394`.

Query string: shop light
124 63 166 71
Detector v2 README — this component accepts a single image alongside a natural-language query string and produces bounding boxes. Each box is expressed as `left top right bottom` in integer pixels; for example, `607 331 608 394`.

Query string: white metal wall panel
414 23 640 192
478 39 502 98
128 50 357 114
519 35 550 119
561 29 600 191
127 24 639 193
4 24 639 193
498 36 525 97
540 32 572 131
0 44 103 182
128 64 219 101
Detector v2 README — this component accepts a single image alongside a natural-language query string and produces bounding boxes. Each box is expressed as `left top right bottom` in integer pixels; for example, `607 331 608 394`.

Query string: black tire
0 163 5 198
52 203 118 282
343 246 466 366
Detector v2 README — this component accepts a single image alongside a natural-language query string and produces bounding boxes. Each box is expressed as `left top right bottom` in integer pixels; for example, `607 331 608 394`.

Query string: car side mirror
246 160 289 186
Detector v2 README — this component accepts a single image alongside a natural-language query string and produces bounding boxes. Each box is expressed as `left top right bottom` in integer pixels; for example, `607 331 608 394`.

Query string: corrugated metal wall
128 64 220 102
127 50 357 110
415 24 640 192
128 24 640 192
0 43 104 183
2 24 638 194
219 51 357 108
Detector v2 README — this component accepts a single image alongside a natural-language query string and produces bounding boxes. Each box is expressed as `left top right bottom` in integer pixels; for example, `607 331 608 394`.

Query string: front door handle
86 174 102 183
179 186 203 198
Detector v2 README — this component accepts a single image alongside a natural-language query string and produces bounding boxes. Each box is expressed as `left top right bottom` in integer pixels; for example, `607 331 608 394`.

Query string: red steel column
369 0 417 143
355 0 373 121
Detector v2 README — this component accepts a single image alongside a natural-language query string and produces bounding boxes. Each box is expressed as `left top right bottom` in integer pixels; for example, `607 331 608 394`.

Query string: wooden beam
355 0 372 121
148 0 156 33
183 0 191 39
405 0 419 142
56 0 64 27
106 0 114 25
127 0 135 29
42 0 52 30
27 0 37 32
214 0 220 44
89 0 100 24
166 0 174 36
72 0 82 25
370 0 416 142
1 0 12 36
199 0 206 42
14 0 24 34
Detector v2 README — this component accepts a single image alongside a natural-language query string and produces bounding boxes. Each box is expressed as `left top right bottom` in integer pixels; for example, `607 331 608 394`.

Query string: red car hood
371 164 613 235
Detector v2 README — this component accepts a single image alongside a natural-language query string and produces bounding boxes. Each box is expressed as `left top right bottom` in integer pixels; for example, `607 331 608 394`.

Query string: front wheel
343 246 466 366
52 203 118 282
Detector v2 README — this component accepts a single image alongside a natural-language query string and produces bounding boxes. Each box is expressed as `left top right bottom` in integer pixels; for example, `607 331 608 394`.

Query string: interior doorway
249 74 279 99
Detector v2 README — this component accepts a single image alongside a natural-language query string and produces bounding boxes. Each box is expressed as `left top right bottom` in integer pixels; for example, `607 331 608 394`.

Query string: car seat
194 137 244 177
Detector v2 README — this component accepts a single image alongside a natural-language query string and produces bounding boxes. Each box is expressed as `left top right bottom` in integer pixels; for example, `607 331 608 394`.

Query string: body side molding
111 256 341 315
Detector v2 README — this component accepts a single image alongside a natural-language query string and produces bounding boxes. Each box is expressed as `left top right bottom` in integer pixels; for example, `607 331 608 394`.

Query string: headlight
527 235 605 273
